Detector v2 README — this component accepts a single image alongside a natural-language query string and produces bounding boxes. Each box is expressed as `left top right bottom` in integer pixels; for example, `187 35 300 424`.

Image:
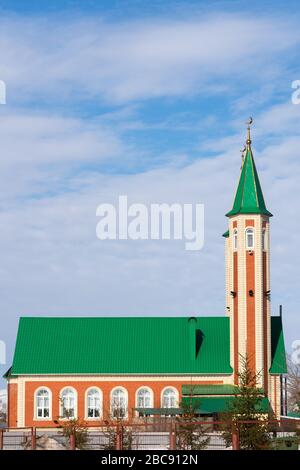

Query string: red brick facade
233 251 239 385
8 379 224 427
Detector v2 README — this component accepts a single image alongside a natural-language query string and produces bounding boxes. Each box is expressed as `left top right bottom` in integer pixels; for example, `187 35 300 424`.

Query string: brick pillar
116 425 123 450
169 424 176 450
31 427 36 450
70 433 76 450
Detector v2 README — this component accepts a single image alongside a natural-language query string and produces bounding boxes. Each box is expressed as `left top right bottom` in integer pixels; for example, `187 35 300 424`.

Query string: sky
0 0 300 386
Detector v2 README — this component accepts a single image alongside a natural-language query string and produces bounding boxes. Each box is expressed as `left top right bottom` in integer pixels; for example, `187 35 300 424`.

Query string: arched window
233 229 238 251
111 387 127 419
136 387 153 408
262 229 267 251
35 388 51 419
60 387 76 419
162 388 178 408
86 388 102 419
246 228 254 250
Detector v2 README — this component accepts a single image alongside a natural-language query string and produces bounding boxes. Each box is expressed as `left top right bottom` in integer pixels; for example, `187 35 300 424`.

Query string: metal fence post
31 427 36 450
70 433 76 450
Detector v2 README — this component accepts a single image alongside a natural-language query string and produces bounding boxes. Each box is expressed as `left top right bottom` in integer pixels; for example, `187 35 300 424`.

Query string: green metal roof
226 145 272 218
182 396 271 414
222 230 229 238
182 384 238 395
287 411 300 418
7 315 286 377
137 397 271 415
270 316 287 374
9 316 233 376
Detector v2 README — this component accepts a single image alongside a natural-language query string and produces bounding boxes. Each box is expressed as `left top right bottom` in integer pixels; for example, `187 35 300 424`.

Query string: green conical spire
226 127 272 218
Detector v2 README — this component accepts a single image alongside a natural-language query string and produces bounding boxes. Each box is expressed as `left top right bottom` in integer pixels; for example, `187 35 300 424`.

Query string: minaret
224 121 272 393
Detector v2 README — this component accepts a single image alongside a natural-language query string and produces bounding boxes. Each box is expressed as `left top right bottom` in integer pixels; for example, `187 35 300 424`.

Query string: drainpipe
285 377 288 416
279 305 284 416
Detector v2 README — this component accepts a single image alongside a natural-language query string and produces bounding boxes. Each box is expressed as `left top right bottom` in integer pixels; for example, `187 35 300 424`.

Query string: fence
0 419 299 451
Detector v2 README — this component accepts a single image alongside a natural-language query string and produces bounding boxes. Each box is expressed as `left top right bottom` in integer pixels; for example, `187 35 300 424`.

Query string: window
86 388 102 419
60 387 76 419
233 229 238 251
246 228 254 250
262 229 267 251
162 388 178 408
111 387 127 419
137 387 153 408
36 388 51 419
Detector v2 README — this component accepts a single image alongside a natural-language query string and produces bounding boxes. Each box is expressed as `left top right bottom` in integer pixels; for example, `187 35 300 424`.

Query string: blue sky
0 0 297 16
0 0 300 387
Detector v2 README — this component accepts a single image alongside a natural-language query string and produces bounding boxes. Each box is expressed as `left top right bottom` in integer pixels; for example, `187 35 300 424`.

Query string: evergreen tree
176 393 210 450
221 354 271 450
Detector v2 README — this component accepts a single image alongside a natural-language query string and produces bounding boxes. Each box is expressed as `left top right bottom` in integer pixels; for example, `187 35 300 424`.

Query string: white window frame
34 387 52 421
85 387 102 420
60 387 77 419
136 386 153 409
110 387 128 420
245 227 255 250
233 229 238 251
161 387 179 409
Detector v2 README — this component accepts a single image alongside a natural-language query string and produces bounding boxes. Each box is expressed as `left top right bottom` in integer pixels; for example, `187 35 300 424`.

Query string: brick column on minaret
262 250 268 394
232 221 239 384
245 220 256 377
262 219 271 395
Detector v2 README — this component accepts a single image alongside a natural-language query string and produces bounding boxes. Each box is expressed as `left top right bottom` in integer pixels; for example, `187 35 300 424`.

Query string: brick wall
20 379 223 427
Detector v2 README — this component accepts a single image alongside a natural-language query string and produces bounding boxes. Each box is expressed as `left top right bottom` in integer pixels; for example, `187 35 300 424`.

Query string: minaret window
262 229 267 251
233 229 238 250
246 228 254 250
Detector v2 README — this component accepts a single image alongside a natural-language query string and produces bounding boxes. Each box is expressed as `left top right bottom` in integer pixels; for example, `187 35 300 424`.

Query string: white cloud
0 10 300 385
0 109 126 202
0 13 299 103
0 109 299 367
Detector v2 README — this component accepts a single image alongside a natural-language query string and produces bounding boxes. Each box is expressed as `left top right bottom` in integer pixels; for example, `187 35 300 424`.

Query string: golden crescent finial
246 116 253 146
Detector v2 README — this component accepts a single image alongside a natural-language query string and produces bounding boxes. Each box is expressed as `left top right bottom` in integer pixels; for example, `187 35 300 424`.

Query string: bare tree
102 403 133 450
0 410 6 425
53 402 90 449
287 355 300 413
